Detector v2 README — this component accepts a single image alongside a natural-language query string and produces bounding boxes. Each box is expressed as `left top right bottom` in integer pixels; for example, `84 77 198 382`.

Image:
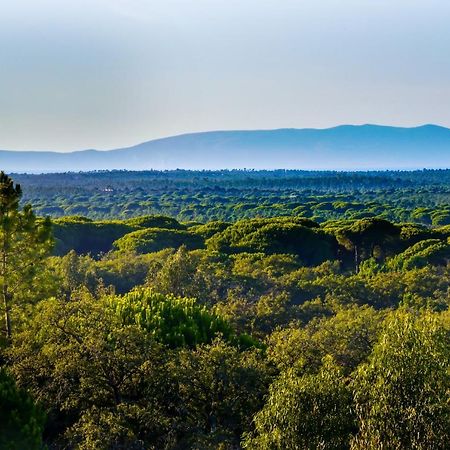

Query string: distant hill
2 124 450 173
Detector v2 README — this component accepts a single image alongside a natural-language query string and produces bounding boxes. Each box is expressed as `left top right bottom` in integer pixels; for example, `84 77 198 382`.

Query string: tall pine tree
0 172 53 339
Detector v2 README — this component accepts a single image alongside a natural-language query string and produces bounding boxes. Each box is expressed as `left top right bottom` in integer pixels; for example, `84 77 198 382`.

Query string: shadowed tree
336 218 400 272
0 368 45 449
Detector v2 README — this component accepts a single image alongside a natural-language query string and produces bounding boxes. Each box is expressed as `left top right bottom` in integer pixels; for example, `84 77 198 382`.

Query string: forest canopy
0 170 449 449
12 169 450 224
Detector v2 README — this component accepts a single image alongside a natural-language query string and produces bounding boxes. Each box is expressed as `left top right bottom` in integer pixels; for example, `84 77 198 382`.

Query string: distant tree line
12 169 450 224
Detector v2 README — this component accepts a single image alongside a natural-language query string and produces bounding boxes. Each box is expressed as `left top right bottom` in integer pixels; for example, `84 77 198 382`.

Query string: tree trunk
3 285 11 339
1 245 11 339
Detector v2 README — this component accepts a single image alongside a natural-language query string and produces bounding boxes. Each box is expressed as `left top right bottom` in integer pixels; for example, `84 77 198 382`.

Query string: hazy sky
1 0 449 151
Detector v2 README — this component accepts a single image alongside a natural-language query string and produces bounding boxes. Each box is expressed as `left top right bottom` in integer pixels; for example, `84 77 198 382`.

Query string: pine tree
0 171 53 339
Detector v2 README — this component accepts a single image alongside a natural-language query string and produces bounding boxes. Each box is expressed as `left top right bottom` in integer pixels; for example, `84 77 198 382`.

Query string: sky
1 0 449 151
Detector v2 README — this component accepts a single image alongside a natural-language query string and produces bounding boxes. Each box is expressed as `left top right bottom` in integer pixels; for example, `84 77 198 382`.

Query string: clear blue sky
1 0 449 151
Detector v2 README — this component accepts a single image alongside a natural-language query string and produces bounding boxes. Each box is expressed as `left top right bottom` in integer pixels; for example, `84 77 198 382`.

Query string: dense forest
1 170 449 449
13 169 450 224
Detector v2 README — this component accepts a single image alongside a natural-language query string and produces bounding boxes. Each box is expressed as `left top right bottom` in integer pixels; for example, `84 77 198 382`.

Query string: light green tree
243 356 356 449
351 309 450 449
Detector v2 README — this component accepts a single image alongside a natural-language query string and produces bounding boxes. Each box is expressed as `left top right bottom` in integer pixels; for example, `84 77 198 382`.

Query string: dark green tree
0 368 45 450
335 218 400 272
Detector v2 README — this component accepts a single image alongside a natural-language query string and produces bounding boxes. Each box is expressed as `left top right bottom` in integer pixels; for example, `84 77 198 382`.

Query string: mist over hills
2 124 450 173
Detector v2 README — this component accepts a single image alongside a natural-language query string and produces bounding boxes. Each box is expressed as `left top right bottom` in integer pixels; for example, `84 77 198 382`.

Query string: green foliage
190 220 232 239
111 288 235 348
333 218 400 271
172 339 270 448
124 214 185 229
387 238 450 270
243 357 355 450
267 305 383 373
15 169 450 224
398 222 437 245
53 217 136 255
431 209 450 226
0 369 45 450
2 171 450 449
207 217 336 265
146 246 209 299
113 227 204 254
8 294 173 449
351 309 450 449
0 171 54 338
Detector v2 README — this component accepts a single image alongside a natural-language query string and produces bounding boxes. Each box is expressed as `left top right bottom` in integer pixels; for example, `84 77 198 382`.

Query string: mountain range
2 124 450 173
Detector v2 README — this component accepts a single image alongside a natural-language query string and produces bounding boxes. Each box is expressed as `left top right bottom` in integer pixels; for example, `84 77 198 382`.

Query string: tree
266 305 383 374
113 227 204 254
0 172 53 338
335 218 400 272
243 356 355 449
0 368 45 450
111 287 236 348
8 293 173 449
206 218 337 266
387 239 450 271
148 245 206 298
173 339 270 449
351 309 450 449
